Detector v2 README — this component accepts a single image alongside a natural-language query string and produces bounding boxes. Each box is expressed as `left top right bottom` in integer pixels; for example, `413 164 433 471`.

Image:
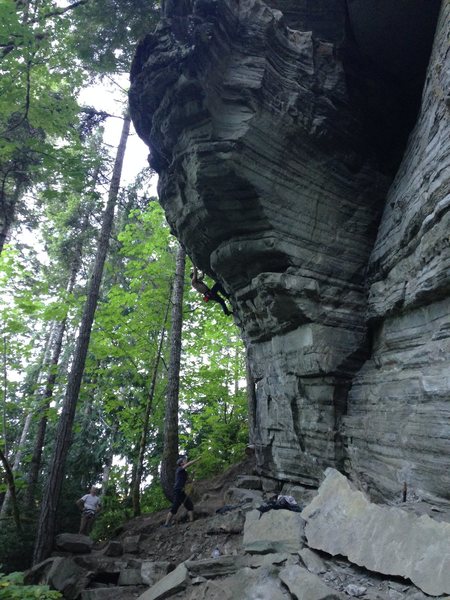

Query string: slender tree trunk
32 114 130 565
0 182 20 256
25 241 84 513
160 244 186 501
246 352 257 446
132 293 171 516
1 325 54 518
0 448 21 533
2 337 7 456
0 412 32 518
101 423 118 497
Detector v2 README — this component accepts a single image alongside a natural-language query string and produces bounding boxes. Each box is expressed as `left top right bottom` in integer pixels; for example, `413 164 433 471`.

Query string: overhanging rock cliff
129 0 449 503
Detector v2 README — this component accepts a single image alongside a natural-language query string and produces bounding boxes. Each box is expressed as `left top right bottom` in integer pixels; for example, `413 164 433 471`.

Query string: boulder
234 476 262 490
185 556 238 578
24 557 63 586
137 563 189 600
206 510 245 534
217 566 290 600
47 556 92 599
298 548 327 575
103 541 123 557
81 586 144 600
140 561 172 586
302 469 450 596
223 487 263 505
122 534 141 554
55 533 94 553
243 508 305 554
279 564 343 600
118 568 143 585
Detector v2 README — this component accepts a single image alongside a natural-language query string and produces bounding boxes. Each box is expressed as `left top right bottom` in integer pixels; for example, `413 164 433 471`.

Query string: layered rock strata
129 0 449 501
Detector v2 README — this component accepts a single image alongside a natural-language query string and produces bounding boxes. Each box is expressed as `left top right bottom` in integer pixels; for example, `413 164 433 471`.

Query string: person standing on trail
190 265 233 316
76 486 101 536
164 456 201 527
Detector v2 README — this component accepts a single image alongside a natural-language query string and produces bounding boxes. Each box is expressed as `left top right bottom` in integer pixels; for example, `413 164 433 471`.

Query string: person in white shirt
76 486 101 536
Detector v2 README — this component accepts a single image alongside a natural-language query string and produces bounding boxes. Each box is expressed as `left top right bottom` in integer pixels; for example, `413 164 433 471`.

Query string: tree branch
38 0 90 21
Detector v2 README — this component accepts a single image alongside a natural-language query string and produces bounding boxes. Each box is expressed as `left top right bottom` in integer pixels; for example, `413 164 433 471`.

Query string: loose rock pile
26 466 450 599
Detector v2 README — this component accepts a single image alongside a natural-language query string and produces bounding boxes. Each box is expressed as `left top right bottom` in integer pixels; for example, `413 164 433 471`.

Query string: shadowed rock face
129 0 449 501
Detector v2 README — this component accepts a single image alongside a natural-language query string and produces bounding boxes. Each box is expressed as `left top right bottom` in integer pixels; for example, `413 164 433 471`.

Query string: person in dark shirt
190 266 233 316
164 455 201 527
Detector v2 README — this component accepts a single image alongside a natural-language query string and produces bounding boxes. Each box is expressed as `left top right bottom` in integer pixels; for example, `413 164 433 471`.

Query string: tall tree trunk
2 337 7 456
101 423 118 497
0 181 21 256
0 412 32 518
25 233 85 514
132 293 171 516
0 448 21 532
32 114 130 565
160 244 185 501
1 325 54 517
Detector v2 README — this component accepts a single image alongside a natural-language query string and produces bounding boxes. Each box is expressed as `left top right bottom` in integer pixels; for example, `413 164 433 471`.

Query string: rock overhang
129 0 449 501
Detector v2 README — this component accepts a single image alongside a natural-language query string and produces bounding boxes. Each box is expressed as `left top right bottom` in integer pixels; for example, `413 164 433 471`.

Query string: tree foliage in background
0 0 249 576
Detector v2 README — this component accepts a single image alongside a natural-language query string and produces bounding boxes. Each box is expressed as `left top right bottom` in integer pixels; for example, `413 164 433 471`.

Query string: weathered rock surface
129 0 449 503
243 508 305 554
27 466 450 600
137 563 189 600
55 533 93 554
279 564 343 600
302 469 450 596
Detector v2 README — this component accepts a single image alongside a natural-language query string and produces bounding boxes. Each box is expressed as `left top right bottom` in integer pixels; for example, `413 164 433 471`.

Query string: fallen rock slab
48 556 92 599
185 556 238 578
302 469 450 596
81 586 144 600
140 561 172 586
137 563 189 600
298 548 327 574
279 564 343 600
214 566 289 600
206 510 245 534
243 508 305 554
103 540 123 557
55 533 93 553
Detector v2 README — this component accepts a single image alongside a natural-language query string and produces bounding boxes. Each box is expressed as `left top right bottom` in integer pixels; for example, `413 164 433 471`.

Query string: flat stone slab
302 469 450 596
298 548 327 574
137 563 189 600
212 566 289 600
185 556 238 578
140 561 172 586
55 533 93 553
206 510 245 534
81 586 143 600
279 564 343 600
243 508 305 554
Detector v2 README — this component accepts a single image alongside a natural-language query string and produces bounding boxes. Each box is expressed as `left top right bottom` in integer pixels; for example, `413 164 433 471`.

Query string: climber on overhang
190 265 233 316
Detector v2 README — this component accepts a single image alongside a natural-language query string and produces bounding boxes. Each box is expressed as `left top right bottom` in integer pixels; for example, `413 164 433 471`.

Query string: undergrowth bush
0 523 34 573
0 572 61 599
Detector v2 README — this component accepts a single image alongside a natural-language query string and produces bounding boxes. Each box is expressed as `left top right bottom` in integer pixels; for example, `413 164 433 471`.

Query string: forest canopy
0 0 249 574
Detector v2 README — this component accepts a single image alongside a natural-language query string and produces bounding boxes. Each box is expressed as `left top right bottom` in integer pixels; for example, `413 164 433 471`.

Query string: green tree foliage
0 571 61 599
71 0 160 74
0 0 250 573
0 0 89 251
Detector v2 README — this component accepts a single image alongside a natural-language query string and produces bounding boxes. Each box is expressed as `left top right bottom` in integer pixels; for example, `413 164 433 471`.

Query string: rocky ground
26 457 450 600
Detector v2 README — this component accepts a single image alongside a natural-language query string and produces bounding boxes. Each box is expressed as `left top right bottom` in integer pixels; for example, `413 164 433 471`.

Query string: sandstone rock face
129 0 449 501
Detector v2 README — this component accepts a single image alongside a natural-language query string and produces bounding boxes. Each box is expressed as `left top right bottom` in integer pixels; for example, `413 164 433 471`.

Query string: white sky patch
78 78 158 195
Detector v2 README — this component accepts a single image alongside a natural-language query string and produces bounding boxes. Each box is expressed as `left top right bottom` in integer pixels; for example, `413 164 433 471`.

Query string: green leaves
0 572 62 599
